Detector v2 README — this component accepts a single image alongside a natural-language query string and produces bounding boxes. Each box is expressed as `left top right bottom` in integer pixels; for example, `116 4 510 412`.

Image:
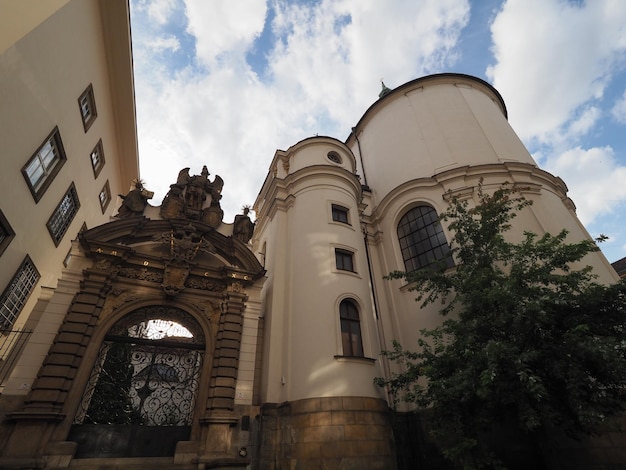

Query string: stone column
3 268 111 460
201 284 248 457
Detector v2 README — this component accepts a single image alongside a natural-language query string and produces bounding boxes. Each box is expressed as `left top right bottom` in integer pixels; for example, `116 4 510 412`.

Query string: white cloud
612 89 626 124
543 146 626 225
566 106 600 138
147 36 181 54
486 0 626 143
146 0 178 25
133 0 471 221
184 0 268 68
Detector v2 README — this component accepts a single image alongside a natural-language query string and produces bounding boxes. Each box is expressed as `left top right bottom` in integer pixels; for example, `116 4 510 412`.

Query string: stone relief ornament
154 224 216 296
116 179 153 218
160 166 224 227
233 206 255 244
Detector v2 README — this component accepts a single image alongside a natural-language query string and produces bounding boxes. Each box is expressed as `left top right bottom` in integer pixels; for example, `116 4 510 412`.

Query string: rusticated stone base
257 397 396 469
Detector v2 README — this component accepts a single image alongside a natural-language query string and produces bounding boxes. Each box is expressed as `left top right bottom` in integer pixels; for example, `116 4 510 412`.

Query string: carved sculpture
160 166 224 227
153 224 216 296
116 180 153 217
233 207 255 244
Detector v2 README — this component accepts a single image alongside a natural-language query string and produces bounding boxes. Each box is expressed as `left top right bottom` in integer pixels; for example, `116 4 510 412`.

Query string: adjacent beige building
0 0 138 389
0 2 622 469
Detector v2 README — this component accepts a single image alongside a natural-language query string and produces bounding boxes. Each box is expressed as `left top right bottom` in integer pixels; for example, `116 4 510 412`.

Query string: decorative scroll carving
117 267 164 283
185 276 225 292
160 166 224 227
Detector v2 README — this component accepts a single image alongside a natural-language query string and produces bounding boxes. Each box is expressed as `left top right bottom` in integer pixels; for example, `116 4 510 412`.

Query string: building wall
254 137 387 406
0 0 138 343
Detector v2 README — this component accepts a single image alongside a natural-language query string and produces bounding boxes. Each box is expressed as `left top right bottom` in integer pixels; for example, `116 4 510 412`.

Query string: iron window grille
47 183 80 246
0 256 40 330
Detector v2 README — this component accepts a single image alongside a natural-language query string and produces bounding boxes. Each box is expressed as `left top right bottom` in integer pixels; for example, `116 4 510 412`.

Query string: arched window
340 299 364 357
70 306 205 458
397 205 454 272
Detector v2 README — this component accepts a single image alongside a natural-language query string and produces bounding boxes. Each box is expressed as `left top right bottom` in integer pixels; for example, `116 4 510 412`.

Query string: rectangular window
335 248 355 272
78 84 97 132
47 183 80 246
0 256 40 330
331 204 349 224
90 139 105 178
22 127 67 202
99 180 111 213
0 209 16 257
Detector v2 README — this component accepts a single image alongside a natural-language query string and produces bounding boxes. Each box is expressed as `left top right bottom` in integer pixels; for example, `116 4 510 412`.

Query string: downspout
353 127 392 402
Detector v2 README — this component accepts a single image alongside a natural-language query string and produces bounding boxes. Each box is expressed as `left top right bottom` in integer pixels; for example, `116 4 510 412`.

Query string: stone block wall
256 397 396 469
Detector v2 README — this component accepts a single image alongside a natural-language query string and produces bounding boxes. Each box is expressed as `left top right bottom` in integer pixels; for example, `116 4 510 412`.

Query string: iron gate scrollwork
70 306 206 458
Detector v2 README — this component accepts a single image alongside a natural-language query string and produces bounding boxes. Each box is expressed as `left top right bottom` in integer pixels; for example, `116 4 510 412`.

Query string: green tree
376 185 626 469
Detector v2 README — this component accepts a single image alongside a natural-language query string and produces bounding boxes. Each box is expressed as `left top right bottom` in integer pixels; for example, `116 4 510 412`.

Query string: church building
0 1 621 469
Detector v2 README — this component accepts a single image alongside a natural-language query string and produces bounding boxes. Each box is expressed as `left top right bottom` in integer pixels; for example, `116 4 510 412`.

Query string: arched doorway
68 306 206 458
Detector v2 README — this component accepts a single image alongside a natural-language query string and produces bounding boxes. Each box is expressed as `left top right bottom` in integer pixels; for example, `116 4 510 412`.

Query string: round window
327 151 342 164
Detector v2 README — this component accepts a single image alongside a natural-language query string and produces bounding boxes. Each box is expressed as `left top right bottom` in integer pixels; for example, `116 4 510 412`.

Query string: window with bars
22 127 67 202
331 204 349 224
0 256 40 330
47 183 80 246
78 84 97 132
335 248 355 272
99 180 111 213
90 139 105 178
397 205 454 272
0 209 15 257
339 299 364 357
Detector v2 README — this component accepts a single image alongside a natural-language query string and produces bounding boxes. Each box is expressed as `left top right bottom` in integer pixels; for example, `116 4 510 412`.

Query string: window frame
21 127 67 202
0 209 16 257
98 180 111 213
0 255 40 330
331 204 350 225
339 299 364 357
78 83 98 132
90 139 105 178
397 204 454 272
47 183 81 246
335 248 355 272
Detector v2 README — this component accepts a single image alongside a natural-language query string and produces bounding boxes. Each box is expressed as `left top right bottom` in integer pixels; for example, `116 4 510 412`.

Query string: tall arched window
340 299 364 357
69 306 205 458
397 205 454 272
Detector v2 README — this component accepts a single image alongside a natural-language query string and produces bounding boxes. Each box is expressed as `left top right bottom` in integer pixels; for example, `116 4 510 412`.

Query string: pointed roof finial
379 79 392 99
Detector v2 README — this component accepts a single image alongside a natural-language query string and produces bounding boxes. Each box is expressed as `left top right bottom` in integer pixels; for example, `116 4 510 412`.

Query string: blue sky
129 0 626 263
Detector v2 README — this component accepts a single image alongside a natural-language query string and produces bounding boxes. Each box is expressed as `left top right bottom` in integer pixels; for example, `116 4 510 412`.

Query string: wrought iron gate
69 307 205 458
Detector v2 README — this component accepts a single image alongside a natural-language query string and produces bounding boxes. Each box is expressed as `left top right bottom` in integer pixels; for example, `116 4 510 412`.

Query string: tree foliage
376 185 626 469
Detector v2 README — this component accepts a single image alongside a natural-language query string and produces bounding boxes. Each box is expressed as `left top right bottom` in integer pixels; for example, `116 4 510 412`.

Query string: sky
129 0 626 263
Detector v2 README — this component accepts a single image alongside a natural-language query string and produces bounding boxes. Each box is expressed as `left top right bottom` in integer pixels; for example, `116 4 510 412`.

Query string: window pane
397 205 453 272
